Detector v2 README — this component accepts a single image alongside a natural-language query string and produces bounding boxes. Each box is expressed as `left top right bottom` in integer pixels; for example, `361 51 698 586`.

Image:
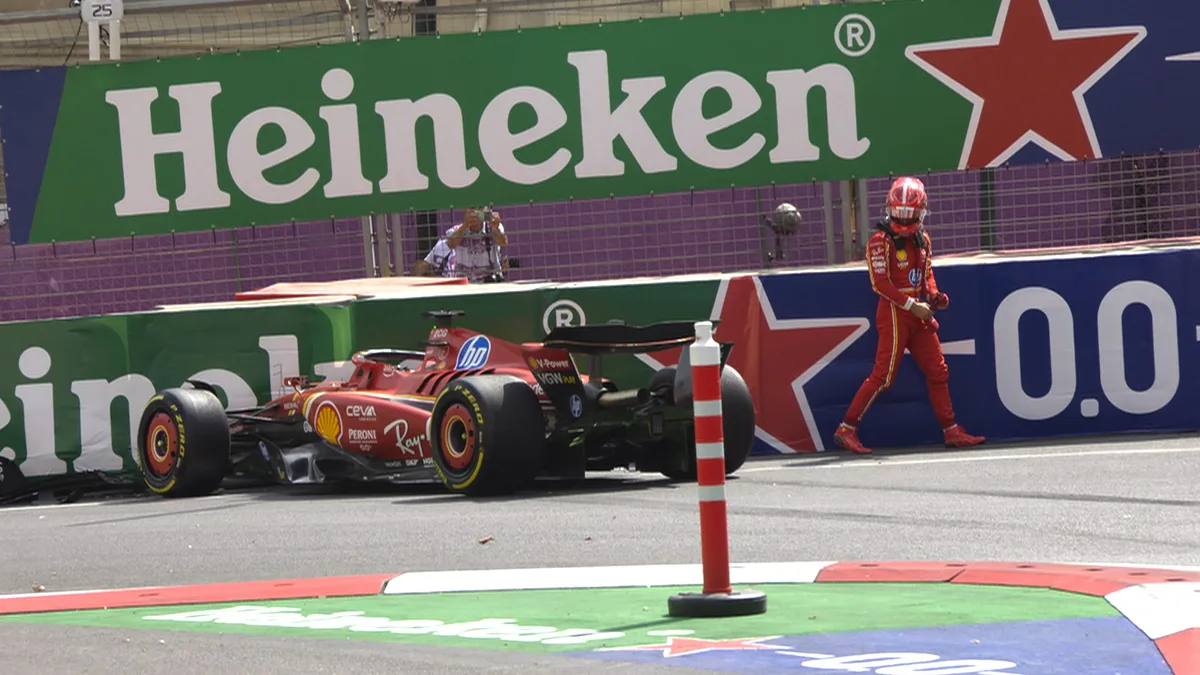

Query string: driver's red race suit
832 222 985 454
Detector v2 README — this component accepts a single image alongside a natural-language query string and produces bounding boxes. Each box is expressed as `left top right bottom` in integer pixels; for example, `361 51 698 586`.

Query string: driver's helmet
884 176 928 237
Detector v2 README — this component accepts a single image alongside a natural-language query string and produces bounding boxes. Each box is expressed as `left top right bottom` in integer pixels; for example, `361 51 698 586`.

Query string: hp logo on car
455 335 492 370
569 394 583 418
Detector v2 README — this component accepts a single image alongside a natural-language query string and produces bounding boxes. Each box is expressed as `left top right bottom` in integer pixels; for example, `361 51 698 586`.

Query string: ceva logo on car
455 336 492 370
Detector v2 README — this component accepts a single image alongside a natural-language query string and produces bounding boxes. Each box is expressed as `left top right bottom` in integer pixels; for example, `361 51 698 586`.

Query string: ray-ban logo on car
455 336 492 370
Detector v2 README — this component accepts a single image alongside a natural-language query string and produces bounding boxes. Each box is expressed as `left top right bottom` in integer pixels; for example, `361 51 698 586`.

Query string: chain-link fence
0 0 846 71
4 146 1197 323
1 0 1198 323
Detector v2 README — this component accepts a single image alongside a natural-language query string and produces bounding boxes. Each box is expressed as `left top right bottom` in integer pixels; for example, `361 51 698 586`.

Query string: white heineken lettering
0 392 13 462
105 82 231 216
258 335 301 400
567 50 677 178
103 55 870 217
375 93 479 192
227 106 320 205
142 605 625 645
478 86 572 185
672 71 765 170
13 347 65 476
71 374 156 472
319 68 374 199
766 64 870 162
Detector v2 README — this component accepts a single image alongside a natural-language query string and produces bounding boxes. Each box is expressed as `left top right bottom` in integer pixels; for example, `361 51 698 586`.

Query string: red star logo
906 0 1146 168
637 275 867 453
598 635 785 657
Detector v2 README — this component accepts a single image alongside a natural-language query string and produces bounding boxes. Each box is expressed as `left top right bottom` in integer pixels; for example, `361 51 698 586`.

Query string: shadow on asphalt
764 429 1200 470
209 471 688 505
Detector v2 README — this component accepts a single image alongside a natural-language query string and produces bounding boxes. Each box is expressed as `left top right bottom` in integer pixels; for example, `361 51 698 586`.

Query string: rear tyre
650 365 756 480
430 375 547 496
136 387 231 498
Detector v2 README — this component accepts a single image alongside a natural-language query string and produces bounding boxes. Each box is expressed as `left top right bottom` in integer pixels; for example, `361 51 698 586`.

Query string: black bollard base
667 589 768 618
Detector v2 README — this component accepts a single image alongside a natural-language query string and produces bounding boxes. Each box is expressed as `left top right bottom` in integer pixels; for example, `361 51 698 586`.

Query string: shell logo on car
315 401 343 444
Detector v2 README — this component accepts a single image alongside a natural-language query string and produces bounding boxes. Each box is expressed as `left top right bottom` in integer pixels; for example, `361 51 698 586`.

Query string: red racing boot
943 424 985 448
833 423 872 454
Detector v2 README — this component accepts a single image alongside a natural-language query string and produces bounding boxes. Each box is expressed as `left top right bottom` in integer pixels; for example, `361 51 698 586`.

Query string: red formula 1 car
136 310 756 498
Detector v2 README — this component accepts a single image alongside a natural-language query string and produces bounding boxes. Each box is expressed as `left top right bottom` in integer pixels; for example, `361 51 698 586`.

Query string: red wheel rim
145 412 178 477
440 403 476 471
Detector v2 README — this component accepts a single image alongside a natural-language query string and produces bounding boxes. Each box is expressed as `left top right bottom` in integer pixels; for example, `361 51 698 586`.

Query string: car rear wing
542 320 732 408
543 320 725 355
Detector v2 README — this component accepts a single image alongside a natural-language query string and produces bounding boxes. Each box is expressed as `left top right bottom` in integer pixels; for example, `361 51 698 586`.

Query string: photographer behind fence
412 207 519 282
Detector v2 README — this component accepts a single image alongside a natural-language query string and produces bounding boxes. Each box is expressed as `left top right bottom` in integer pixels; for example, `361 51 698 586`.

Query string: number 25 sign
80 0 124 24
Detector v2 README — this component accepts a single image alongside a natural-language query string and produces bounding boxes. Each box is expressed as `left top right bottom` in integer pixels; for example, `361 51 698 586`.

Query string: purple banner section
1 149 1198 324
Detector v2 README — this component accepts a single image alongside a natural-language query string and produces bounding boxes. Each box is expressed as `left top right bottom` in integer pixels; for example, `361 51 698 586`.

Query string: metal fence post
360 215 377 277
839 181 854 263
822 181 836 265
855 177 872 259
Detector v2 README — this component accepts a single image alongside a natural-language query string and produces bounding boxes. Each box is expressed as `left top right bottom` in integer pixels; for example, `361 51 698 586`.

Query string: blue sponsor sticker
569 394 583 418
455 335 492 370
908 267 923 286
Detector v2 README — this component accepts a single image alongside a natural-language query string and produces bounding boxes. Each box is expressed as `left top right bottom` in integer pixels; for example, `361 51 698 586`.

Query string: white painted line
696 484 725 502
0 585 167 601
0 492 233 513
382 562 837 595
1074 562 1200 572
0 501 107 513
695 442 724 460
1167 51 1200 62
739 446 1200 473
1106 582 1200 640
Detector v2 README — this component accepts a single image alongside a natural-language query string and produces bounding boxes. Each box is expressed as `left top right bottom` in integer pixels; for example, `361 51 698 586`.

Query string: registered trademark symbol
835 13 875 57
543 299 587 334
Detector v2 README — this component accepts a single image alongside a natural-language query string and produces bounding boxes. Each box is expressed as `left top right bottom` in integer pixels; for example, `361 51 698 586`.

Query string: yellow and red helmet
885 176 928 236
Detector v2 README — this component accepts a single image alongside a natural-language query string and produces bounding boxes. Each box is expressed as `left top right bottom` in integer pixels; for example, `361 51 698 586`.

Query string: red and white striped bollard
667 321 767 617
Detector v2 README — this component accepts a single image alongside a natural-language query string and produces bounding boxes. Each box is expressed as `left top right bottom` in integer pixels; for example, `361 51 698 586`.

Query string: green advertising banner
2 0 997 244
349 286 549 355
124 298 356 410
0 315 135 477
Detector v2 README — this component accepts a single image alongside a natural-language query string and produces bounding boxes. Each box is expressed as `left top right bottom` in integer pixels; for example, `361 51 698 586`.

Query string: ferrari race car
135 310 756 498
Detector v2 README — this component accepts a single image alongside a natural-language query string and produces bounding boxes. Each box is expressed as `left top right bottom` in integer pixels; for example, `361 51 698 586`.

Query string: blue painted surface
573 616 1171 674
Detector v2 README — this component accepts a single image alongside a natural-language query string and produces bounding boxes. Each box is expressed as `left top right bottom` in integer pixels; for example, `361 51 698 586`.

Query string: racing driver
833 176 985 455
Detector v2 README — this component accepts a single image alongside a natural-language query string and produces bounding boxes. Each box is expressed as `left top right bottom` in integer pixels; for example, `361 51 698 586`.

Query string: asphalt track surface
2 432 1198 673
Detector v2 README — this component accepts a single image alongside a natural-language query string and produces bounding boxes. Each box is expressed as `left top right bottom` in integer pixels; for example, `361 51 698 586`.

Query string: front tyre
136 388 231 498
430 375 547 496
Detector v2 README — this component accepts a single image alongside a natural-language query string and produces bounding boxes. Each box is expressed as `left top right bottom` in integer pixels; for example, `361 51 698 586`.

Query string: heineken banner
3 0 1197 244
